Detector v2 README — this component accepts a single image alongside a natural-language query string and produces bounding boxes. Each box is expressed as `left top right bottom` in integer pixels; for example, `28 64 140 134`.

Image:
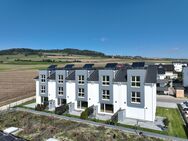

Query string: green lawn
156 107 188 138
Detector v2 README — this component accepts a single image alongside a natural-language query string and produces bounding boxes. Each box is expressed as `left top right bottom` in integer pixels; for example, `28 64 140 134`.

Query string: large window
58 75 63 84
41 74 46 83
58 98 66 105
131 92 141 104
78 75 84 84
77 101 88 109
41 96 48 103
102 75 110 85
131 76 140 87
41 85 46 94
58 87 63 95
100 103 113 113
102 90 110 100
78 88 84 97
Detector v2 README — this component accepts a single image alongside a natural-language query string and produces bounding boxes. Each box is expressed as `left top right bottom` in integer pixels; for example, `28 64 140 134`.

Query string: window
41 96 48 103
78 75 84 84
58 98 66 105
102 90 110 100
77 101 88 109
58 75 63 83
131 76 140 87
100 103 113 113
58 87 63 95
102 75 110 85
78 88 84 97
41 85 46 94
131 92 141 103
41 74 46 83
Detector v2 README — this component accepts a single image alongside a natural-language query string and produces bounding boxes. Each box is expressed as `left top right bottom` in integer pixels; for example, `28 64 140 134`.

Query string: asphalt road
15 107 188 141
157 95 188 104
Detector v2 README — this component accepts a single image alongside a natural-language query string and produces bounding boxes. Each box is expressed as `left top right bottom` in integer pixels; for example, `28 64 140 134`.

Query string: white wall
48 80 58 106
144 83 156 121
157 74 165 80
66 81 76 105
35 80 41 104
183 67 188 87
174 63 187 72
87 82 99 107
113 83 127 113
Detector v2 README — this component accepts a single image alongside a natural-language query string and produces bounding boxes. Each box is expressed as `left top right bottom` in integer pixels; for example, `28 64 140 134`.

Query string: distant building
173 62 187 72
35 63 157 122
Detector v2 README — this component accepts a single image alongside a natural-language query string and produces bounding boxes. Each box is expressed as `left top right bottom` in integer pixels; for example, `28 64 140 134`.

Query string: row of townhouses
35 63 157 122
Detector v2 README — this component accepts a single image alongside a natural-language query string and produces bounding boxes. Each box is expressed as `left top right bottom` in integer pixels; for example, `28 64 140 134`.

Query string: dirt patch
0 70 37 106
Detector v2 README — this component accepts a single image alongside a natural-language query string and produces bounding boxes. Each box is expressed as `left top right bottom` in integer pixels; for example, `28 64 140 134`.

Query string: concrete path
0 96 35 111
15 107 188 141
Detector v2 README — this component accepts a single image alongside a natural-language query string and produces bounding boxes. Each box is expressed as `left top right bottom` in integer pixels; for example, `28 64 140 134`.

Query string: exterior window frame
131 91 141 104
102 90 110 100
131 76 140 87
58 75 64 84
41 74 46 83
102 75 110 86
58 87 64 95
78 75 84 85
78 88 84 97
41 85 46 94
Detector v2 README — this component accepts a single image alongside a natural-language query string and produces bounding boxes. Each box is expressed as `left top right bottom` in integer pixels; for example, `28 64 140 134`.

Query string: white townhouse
35 63 157 122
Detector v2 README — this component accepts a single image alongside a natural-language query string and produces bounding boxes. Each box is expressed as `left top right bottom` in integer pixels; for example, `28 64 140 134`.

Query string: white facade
36 67 157 122
173 63 187 72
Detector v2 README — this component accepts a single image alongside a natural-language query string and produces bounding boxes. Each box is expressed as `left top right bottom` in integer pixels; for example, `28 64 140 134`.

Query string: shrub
80 110 88 119
105 119 116 125
35 104 47 111
55 105 69 115
163 118 169 127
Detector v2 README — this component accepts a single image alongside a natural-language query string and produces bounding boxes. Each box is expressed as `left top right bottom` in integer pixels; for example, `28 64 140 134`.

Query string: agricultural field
0 110 163 141
0 70 37 106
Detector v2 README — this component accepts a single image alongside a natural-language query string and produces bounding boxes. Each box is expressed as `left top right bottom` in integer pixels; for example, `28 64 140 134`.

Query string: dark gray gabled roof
87 70 99 81
145 65 157 83
66 71 75 80
48 73 55 80
114 69 127 82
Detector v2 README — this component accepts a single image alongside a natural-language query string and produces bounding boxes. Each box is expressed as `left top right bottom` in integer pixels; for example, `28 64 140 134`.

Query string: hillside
0 48 105 57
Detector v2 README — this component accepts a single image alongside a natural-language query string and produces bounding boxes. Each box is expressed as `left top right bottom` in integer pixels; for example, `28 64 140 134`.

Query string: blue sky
0 0 188 58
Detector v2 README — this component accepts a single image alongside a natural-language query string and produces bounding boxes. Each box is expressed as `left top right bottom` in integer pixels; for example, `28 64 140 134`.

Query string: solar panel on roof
105 63 118 69
83 64 94 69
132 62 145 68
64 64 74 69
48 65 57 70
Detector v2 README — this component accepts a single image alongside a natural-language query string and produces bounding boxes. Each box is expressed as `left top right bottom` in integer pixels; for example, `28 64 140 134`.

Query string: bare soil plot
0 70 37 106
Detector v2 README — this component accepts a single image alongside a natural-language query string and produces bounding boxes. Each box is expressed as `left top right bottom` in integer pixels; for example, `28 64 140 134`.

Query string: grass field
156 107 188 138
0 111 163 141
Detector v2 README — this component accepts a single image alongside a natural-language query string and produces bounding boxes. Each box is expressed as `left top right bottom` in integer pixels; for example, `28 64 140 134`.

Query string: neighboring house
173 62 187 73
183 67 188 87
156 64 178 95
35 63 157 122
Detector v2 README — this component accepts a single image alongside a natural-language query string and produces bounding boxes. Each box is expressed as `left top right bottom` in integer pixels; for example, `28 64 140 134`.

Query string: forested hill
0 48 106 57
